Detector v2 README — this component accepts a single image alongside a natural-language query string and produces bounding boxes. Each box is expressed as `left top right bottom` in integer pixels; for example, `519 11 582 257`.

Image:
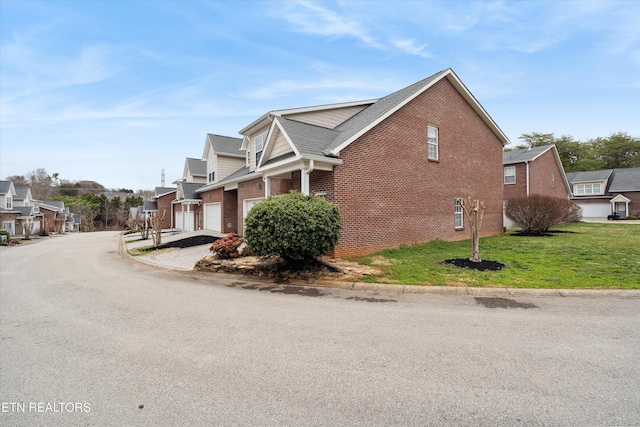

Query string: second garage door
204 203 222 232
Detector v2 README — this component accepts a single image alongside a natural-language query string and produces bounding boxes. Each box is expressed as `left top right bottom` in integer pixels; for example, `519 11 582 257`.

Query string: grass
349 222 640 289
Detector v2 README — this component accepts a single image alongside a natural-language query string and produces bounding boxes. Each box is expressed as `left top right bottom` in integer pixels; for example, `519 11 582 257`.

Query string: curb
119 234 640 299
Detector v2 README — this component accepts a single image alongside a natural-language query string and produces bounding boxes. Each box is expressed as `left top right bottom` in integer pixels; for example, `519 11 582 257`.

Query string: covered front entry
610 194 631 218
204 203 222 232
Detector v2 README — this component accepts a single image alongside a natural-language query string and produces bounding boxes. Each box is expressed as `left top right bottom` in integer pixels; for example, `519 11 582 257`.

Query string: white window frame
6 196 12 209
428 125 438 161
454 198 464 229
254 132 267 166
575 183 602 195
504 166 516 184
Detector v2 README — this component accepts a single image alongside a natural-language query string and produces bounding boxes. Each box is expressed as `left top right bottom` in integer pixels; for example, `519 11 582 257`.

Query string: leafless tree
461 197 486 263
151 210 166 248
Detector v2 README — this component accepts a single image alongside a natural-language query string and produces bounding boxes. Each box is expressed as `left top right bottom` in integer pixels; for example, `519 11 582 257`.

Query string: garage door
204 203 221 232
577 202 610 218
243 198 264 232
175 211 195 232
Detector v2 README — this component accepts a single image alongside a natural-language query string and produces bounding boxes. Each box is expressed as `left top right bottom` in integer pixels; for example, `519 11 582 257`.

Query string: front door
615 202 627 218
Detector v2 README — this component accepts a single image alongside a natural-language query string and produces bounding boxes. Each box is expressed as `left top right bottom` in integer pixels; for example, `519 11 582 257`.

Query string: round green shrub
244 191 342 262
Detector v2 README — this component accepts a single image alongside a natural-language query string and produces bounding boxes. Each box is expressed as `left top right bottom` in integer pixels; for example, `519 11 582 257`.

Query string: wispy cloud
391 39 431 58
280 1 382 49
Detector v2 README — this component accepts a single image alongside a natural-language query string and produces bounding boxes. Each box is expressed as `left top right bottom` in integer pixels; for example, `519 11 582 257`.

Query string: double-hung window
427 125 438 160
454 198 463 228
6 196 12 209
504 166 516 184
254 132 267 166
207 161 215 183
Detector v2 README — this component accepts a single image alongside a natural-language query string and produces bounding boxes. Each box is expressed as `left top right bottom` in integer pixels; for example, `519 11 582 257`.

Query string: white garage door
577 202 610 218
243 198 265 232
204 203 221 232
175 211 195 232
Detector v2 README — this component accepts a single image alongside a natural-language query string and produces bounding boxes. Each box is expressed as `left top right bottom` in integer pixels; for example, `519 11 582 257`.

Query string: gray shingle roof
179 182 204 200
0 181 14 194
207 134 244 157
15 206 35 217
566 170 614 184
503 145 554 164
14 187 30 200
608 167 640 192
143 201 158 211
155 187 176 197
186 158 207 177
276 117 341 157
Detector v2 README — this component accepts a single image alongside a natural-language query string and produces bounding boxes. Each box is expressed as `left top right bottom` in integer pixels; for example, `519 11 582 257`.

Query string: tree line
5 168 146 231
511 132 640 172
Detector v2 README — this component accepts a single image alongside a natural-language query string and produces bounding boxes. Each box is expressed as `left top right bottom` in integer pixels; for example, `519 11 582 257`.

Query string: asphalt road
1 232 639 426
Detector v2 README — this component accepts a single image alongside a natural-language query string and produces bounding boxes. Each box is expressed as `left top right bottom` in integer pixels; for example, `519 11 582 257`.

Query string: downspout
525 161 530 197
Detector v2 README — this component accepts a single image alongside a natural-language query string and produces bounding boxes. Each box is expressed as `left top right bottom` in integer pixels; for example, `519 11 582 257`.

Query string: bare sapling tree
151 209 166 248
22 218 34 240
461 197 486 263
139 215 150 240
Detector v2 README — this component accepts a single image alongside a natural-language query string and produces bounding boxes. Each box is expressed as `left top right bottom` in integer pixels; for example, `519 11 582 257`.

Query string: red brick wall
223 190 238 233
39 208 57 234
529 150 569 198
156 193 175 229
504 150 569 201
238 178 265 234
310 170 334 200
332 78 504 257
503 163 528 200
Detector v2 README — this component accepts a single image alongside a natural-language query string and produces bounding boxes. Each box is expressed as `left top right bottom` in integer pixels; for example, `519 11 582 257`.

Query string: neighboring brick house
193 68 509 257
566 167 640 219
502 144 571 228
152 187 176 229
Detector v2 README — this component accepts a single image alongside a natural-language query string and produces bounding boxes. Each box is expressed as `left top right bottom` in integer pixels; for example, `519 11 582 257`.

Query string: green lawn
350 222 640 289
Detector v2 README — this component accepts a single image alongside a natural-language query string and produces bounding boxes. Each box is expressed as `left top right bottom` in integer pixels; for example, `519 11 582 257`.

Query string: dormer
201 134 245 183
182 158 207 184
239 100 375 171
566 169 613 198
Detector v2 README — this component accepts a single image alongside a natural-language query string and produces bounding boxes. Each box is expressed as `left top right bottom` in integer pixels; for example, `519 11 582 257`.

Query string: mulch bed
138 235 219 252
511 230 576 237
443 258 505 271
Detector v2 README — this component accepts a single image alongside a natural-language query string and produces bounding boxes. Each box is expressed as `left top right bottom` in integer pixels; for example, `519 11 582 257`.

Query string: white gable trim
610 194 631 203
326 69 509 156
258 118 301 167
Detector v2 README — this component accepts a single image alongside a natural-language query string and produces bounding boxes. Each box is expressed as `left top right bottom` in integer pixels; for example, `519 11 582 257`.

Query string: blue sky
1 0 639 191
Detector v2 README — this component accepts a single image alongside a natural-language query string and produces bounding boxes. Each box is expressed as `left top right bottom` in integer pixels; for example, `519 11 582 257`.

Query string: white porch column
301 160 314 196
301 172 310 195
187 202 191 231
263 176 271 198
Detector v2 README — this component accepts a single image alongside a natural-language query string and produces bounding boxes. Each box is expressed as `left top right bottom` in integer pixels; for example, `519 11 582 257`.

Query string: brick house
502 144 571 228
194 68 509 257
566 167 640 219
